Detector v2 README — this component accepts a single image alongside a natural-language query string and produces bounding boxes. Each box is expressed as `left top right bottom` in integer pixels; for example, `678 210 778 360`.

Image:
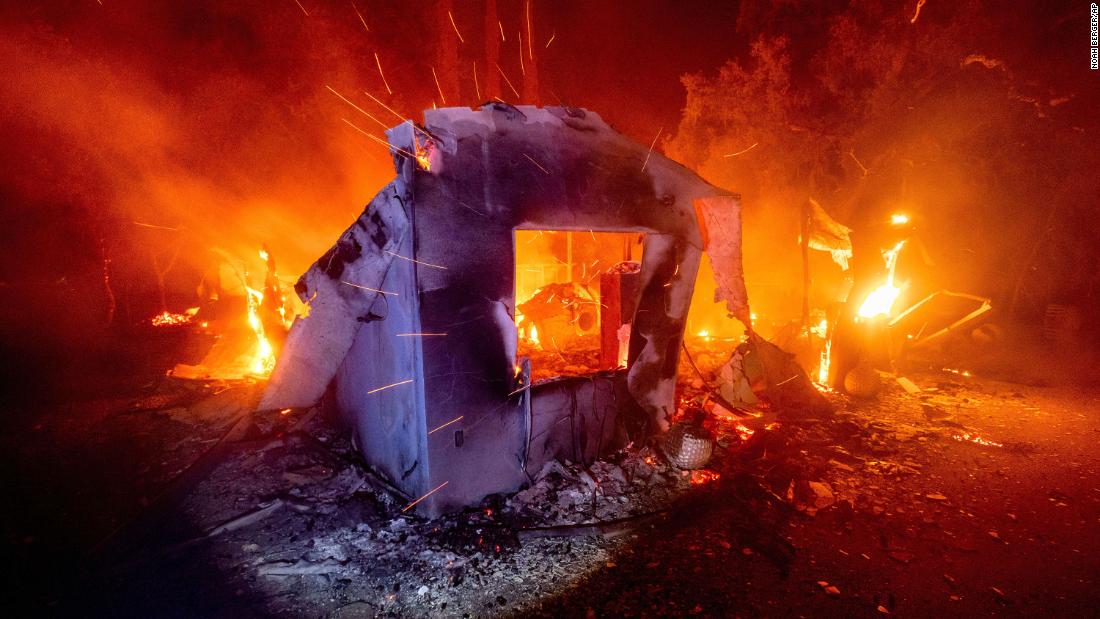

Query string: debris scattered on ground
13 347 1099 617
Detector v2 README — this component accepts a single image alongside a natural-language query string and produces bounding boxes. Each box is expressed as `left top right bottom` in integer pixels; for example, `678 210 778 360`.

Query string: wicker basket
662 423 715 470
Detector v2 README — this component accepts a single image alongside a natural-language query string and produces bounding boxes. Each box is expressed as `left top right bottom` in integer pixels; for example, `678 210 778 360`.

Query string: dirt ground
2 330 1099 618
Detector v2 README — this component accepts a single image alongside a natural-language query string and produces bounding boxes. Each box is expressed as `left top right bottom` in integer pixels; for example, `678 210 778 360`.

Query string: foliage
669 0 1100 319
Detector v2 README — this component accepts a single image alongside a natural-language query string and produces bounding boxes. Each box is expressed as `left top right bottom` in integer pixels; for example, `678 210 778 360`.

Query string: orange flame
151 309 195 326
245 285 275 376
857 240 907 319
811 318 832 386
733 423 755 441
690 470 721 485
952 432 1002 448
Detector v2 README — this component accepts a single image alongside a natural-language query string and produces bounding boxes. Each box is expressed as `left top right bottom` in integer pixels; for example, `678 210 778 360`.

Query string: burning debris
150 308 198 327
856 240 907 320
168 247 293 381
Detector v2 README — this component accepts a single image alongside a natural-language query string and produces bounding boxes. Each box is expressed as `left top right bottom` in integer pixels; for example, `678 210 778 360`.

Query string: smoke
0 1 752 304
0 2 408 287
1 0 1094 378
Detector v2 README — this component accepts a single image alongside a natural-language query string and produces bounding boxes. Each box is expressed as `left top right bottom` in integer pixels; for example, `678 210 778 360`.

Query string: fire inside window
514 230 644 383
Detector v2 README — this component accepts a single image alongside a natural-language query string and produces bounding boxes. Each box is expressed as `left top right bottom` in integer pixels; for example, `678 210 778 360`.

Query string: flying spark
522 153 550 175
352 2 369 31
402 481 449 512
132 222 179 231
910 0 927 23
374 52 393 95
848 149 869 176
472 61 481 100
385 250 447 269
293 0 309 17
366 132 421 159
366 378 414 394
545 31 556 48
341 117 371 137
340 118 408 156
495 64 521 98
641 127 663 172
363 90 408 123
448 10 464 43
327 85 387 129
526 1 534 59
340 279 399 296
518 31 525 75
456 200 489 218
723 142 758 157
428 415 464 434
498 20 506 41
431 66 448 104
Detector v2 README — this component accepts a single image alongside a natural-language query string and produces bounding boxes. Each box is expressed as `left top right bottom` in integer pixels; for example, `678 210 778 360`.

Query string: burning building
261 103 749 516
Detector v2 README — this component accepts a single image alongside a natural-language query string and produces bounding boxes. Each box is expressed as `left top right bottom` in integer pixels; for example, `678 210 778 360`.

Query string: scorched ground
2 329 1099 617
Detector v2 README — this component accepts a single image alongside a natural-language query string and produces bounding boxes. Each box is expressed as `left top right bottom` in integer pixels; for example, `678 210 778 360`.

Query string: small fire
819 339 832 385
245 285 276 376
808 317 833 386
890 213 910 226
151 309 195 327
415 146 431 171
733 423 755 441
952 432 1002 448
529 323 540 346
857 240 907 319
690 470 721 485
414 132 433 171
809 318 827 338
942 367 972 377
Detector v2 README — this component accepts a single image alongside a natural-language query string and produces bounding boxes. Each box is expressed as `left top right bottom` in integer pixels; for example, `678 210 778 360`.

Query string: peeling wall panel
334 224 427 500
259 180 409 410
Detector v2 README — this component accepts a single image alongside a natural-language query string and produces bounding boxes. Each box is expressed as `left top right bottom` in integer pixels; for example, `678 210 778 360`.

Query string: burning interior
261 104 750 516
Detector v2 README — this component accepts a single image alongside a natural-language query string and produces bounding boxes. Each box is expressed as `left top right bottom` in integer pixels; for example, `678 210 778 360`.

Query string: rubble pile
508 451 690 525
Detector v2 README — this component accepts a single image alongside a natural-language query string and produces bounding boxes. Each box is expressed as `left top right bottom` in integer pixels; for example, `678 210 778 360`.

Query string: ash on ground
9 338 1100 618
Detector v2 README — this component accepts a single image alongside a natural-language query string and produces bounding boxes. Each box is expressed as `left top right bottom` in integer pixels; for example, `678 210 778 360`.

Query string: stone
808 481 836 509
